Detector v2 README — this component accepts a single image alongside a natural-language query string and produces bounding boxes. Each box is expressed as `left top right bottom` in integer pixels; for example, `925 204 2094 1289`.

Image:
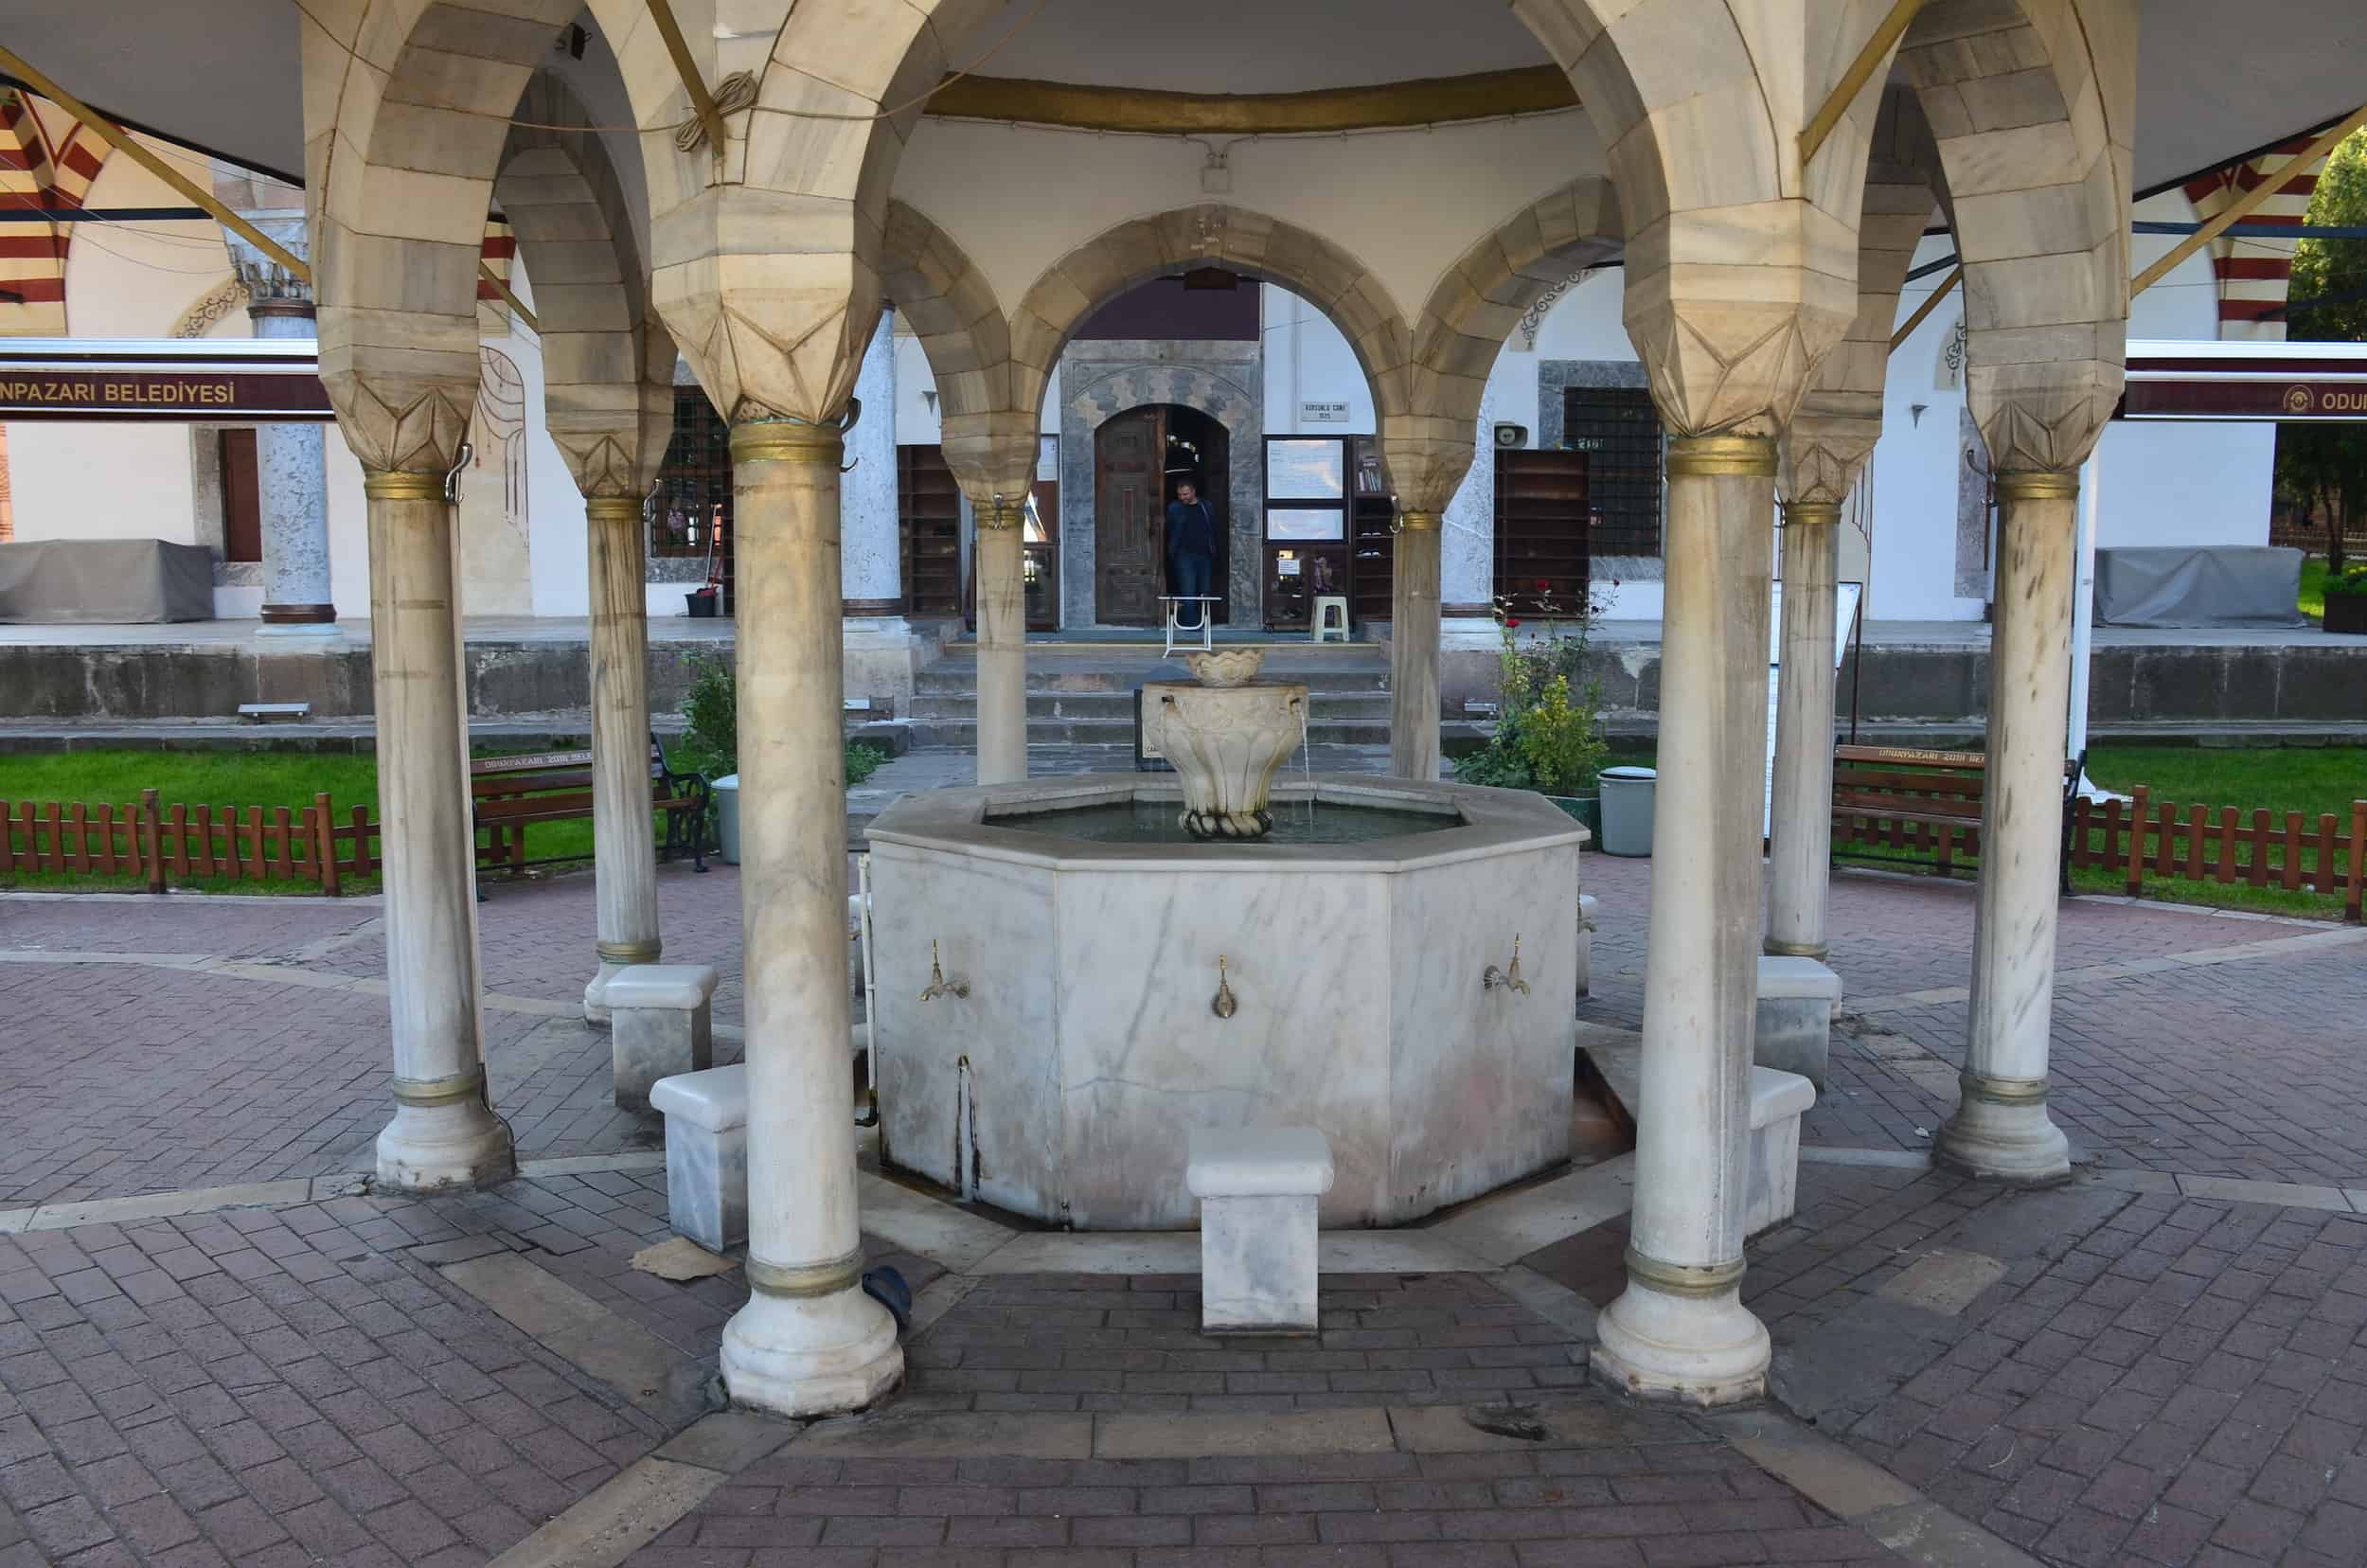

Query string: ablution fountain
865 649 1582 1228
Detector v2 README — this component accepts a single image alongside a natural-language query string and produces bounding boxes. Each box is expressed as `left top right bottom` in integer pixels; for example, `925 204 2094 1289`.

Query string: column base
1761 937 1828 960
721 1282 903 1418
1591 1255 1769 1408
375 1097 515 1193
1932 1076 2072 1183
255 621 341 639
583 962 624 1027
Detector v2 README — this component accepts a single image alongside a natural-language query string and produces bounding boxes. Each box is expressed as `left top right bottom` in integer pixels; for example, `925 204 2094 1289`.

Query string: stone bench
1754 955 1842 1089
650 1064 748 1253
1745 1066 1816 1238
609 964 719 1112
1185 1127 1333 1335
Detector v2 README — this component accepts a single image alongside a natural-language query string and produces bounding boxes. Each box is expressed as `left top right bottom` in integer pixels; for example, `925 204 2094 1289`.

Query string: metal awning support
645 0 730 159
1890 267 1960 352
1800 0 1927 170
2132 101 2367 297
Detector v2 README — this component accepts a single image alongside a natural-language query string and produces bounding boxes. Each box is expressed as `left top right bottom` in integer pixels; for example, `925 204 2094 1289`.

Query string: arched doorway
1093 402 1230 627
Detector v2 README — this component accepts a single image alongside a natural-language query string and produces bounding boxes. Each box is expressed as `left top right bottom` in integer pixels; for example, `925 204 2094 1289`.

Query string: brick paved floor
1524 1163 2367 1567
629 1433 1907 1566
903 1273 1588 1417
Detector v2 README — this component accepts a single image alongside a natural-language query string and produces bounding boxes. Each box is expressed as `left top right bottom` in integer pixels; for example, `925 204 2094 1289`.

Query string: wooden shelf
899 445 963 617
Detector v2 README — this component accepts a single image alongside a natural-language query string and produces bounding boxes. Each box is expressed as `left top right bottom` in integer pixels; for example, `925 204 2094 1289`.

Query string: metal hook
442 439 473 507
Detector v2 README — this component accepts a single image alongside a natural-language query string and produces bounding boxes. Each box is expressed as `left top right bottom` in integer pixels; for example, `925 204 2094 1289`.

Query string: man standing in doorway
1166 476 1218 630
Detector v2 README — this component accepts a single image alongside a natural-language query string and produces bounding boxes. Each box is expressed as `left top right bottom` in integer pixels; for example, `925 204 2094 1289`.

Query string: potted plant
2326 567 2367 634
1453 588 1611 838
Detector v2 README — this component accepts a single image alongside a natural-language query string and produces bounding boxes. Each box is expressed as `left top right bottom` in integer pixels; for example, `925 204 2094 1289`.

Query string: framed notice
1266 508 1344 542
1266 438 1345 500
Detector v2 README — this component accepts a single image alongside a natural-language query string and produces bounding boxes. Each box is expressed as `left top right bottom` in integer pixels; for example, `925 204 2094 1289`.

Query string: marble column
1593 435 1774 1407
1390 516 1442 781
840 314 902 616
1765 502 1841 958
718 417 902 1417
226 222 336 633
582 494 662 1038
1933 471 2076 1183
365 470 515 1190
974 497 1027 785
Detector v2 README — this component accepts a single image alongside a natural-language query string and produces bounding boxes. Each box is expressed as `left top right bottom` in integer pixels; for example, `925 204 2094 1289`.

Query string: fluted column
365 469 514 1190
718 416 902 1416
974 495 1028 785
582 494 662 1038
1592 436 1774 1406
1765 501 1841 958
1933 470 2076 1183
1389 514 1442 780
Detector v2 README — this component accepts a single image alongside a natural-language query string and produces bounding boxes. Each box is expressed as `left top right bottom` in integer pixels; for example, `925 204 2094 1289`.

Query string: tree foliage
2277 128 2367 576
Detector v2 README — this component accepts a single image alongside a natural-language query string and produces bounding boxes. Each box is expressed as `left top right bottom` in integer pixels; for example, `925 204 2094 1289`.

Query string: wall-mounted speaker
1493 422 1528 448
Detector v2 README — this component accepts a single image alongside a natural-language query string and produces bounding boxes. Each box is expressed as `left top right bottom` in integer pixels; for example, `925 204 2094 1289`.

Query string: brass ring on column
1995 470 2079 502
364 470 449 502
1394 511 1442 532
745 1249 864 1298
1763 938 1829 960
583 494 645 523
730 419 844 466
1781 501 1843 526
1664 436 1778 478
978 496 1024 531
596 940 663 965
1959 1071 2048 1106
391 1069 486 1108
1623 1248 1746 1297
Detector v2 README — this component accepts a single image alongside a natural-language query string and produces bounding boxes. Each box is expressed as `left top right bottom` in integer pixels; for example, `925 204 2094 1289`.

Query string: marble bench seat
608 963 718 1113
650 1064 747 1253
1186 1127 1333 1335
1746 1066 1817 1238
1754 955 1842 1089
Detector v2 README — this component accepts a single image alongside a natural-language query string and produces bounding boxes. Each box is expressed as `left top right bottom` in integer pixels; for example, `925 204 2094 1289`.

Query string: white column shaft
719 419 901 1417
975 505 1028 785
1593 437 1772 1406
584 497 661 1033
1937 474 2075 1181
365 473 513 1190
840 315 902 608
250 304 334 626
1766 508 1840 957
1390 521 1443 780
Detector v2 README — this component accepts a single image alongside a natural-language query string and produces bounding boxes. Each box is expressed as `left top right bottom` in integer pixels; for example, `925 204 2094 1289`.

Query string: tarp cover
0 540 215 623
2093 546 2308 629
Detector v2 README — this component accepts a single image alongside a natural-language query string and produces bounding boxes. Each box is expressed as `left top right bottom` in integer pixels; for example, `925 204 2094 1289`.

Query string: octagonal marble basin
864 775 1584 1228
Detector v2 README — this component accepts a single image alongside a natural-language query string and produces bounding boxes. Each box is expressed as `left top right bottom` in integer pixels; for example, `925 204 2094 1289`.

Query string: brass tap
920 939 970 1002
1483 935 1531 996
1211 954 1237 1019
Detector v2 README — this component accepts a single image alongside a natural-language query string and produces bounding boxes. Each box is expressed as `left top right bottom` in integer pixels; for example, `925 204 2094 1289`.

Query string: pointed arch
1009 205 1415 433
1899 0 2137 471
494 71 675 497
879 200 1013 423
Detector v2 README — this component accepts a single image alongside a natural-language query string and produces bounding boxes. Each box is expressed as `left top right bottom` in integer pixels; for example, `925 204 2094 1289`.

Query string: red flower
1505 617 1522 628
1536 579 1551 591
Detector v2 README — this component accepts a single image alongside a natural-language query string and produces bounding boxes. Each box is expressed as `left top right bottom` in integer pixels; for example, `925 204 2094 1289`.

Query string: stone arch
1012 205 1415 431
494 72 676 498
1897 0 2137 472
879 200 1014 423
1057 360 1265 630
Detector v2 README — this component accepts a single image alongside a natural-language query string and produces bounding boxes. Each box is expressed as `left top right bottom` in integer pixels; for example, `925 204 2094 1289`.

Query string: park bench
1830 743 2080 892
471 735 709 880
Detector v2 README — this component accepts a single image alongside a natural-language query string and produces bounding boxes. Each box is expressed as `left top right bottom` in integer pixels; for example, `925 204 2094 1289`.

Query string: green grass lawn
2 741 892 896
2302 556 2328 622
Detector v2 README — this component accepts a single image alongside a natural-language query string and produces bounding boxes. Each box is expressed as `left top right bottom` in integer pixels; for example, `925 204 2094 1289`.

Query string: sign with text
2122 377 2367 422
1299 399 1350 424
0 367 335 421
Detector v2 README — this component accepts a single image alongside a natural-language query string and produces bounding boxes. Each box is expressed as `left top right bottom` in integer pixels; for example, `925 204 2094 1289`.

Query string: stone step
905 689 1397 721
914 663 1393 696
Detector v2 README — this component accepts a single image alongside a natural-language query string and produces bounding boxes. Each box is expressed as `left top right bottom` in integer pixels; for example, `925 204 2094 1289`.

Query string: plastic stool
1311 596 1350 643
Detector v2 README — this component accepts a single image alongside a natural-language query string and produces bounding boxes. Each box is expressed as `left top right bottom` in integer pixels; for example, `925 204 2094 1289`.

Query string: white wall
2092 420 2275 549
509 270 592 618
1261 286 1376 436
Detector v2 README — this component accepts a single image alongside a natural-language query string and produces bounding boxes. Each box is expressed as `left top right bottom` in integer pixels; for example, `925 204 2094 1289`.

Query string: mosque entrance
1093 402 1229 627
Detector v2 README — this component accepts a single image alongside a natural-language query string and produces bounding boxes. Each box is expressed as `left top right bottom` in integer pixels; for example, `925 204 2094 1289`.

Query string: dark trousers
1170 553 1214 626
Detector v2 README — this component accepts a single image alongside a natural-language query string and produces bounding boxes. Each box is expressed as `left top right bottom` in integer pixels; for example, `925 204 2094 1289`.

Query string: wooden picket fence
0 790 383 893
2068 787 2367 921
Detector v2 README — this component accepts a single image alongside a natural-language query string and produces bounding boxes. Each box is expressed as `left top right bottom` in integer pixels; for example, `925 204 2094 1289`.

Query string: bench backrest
469 738 687 798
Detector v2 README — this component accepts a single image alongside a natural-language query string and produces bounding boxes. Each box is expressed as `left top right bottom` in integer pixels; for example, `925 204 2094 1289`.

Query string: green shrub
845 741 889 787
1452 598 1610 797
2326 567 2367 599
671 654 738 779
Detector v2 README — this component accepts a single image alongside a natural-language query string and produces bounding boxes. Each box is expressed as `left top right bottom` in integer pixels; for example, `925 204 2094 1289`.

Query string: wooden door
1095 406 1165 626
219 429 261 563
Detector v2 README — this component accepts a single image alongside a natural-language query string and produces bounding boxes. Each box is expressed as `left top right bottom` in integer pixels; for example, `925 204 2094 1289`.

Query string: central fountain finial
1143 648 1308 840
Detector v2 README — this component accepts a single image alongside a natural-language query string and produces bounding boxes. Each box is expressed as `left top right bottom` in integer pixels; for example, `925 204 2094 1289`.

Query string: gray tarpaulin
2093 546 2307 629
0 540 216 623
